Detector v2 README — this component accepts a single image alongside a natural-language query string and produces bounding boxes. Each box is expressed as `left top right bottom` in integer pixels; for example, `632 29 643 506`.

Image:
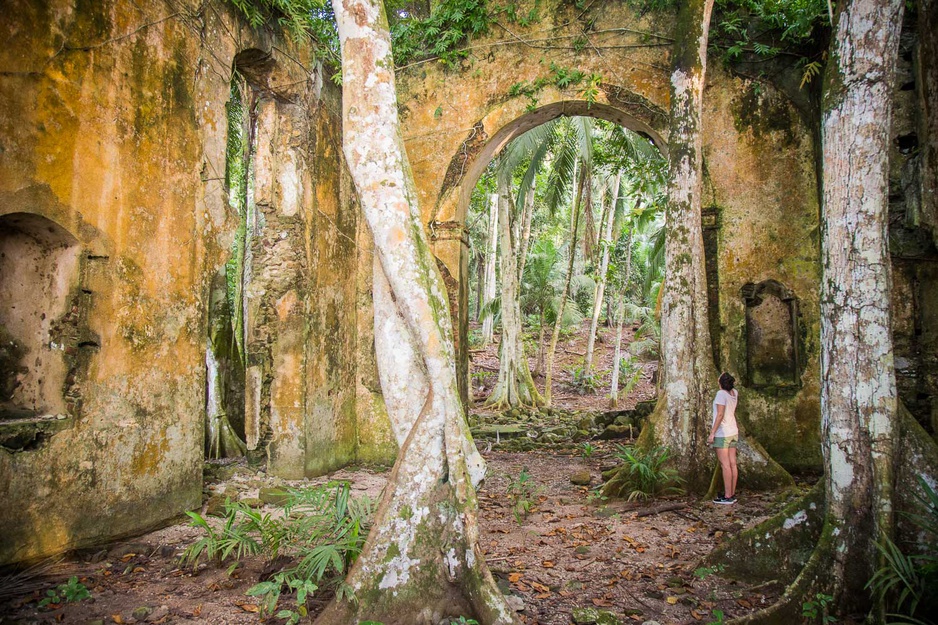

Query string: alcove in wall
741 279 803 390
0 212 94 450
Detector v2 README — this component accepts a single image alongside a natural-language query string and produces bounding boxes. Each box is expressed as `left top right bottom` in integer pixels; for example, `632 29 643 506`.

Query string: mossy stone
258 487 290 506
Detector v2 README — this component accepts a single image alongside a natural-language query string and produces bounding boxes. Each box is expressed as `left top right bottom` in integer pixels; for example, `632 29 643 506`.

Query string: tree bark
586 174 621 372
517 178 536 282
544 165 585 406
819 0 905 612
474 252 484 323
609 228 631 408
481 192 499 346
487 167 543 409
319 1 517 622
641 0 719 488
206 269 247 459
623 0 789 493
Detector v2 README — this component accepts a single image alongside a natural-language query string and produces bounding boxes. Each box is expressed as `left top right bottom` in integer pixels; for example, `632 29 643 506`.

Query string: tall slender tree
486 163 543 409
318 0 517 621
544 117 595 406
480 192 499 346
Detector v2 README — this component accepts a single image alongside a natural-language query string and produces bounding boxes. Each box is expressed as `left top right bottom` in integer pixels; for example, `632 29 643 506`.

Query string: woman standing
708 372 739 504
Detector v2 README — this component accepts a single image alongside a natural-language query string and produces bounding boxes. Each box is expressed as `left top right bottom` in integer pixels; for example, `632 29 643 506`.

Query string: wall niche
741 279 802 390
0 212 95 451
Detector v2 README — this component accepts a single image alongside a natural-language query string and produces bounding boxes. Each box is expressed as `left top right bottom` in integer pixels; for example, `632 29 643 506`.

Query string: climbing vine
508 63 603 111
224 0 341 67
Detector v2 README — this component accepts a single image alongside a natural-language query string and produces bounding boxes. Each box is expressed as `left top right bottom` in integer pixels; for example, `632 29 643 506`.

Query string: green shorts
712 435 738 449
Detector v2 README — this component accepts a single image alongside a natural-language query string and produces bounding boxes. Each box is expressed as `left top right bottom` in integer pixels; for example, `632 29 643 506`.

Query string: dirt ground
1 320 801 625
0 444 803 625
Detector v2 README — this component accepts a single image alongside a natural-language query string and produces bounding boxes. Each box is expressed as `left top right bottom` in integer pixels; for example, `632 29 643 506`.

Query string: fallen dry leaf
112 615 124 624
508 572 523 583
666 596 679 605
239 604 260 613
591 598 613 607
531 582 549 593
541 560 555 568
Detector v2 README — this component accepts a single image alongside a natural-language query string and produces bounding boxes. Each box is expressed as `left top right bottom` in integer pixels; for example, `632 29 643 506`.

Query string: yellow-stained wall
0 0 372 565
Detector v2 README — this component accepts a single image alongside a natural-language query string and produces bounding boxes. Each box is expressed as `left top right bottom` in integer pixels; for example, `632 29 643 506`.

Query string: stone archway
410 96 669 406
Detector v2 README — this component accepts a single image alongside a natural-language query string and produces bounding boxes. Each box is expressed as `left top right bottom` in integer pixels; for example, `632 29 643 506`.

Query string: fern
610 445 684 501
867 476 938 624
182 483 374 617
800 60 823 89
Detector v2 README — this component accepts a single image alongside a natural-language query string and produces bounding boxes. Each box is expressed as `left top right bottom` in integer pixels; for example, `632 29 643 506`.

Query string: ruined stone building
1 0 935 565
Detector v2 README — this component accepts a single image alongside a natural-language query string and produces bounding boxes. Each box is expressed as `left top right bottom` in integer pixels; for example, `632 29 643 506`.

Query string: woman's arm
708 404 725 444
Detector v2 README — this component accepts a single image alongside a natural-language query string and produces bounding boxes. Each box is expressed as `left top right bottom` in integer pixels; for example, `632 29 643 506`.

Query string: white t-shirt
712 389 739 437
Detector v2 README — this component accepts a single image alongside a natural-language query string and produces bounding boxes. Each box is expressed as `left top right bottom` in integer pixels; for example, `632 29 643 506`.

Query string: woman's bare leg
728 447 738 498
716 448 732 498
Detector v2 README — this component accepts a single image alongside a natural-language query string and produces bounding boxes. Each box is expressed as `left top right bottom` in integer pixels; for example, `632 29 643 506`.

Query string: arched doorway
429 100 668 407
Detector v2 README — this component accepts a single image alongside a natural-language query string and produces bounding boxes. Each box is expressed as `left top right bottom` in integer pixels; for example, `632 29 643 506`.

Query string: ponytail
719 372 735 391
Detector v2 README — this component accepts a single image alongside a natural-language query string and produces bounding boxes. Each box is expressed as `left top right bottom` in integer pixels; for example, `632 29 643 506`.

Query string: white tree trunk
487 168 543 409
820 0 904 611
643 0 719 488
586 173 621 372
481 192 499 346
545 164 585 406
517 179 536 282
320 1 516 622
609 228 631 407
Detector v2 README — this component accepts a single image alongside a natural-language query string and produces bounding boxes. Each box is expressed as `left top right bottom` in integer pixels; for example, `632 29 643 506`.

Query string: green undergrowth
868 475 938 625
603 444 684 501
505 467 545 524
181 482 374 622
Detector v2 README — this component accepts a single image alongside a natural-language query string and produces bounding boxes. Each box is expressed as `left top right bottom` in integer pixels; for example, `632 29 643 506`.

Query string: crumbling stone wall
703 71 823 473
0 0 373 565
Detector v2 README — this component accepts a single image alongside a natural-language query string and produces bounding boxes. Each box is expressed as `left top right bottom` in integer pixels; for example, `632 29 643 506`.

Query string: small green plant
867 475 938 625
694 563 726 580
801 592 836 623
616 355 643 399
609 445 685 501
506 468 544 524
580 441 596 458
182 483 373 618
707 609 725 625
38 576 91 608
449 618 480 625
568 363 603 395
467 328 484 347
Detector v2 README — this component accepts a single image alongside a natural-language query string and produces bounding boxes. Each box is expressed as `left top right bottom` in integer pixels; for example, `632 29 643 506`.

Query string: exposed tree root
712 409 938 624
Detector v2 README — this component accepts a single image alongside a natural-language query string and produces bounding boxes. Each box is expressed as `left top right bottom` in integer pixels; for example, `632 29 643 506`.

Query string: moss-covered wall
0 0 370 565
702 71 823 473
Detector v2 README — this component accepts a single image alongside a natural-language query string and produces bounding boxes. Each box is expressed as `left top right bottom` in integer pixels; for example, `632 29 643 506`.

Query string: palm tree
542 116 595 406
